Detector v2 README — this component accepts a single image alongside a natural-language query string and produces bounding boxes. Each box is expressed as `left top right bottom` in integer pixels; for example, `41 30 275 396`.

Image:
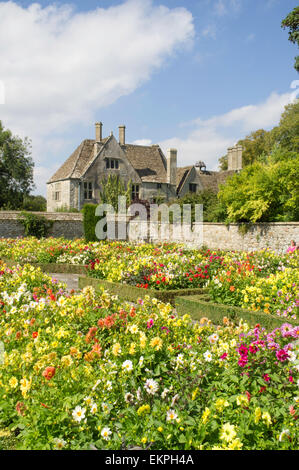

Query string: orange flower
42 367 56 380
230 285 235 292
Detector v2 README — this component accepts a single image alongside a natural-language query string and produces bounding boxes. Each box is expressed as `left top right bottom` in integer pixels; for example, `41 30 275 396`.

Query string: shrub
18 211 53 238
82 204 100 242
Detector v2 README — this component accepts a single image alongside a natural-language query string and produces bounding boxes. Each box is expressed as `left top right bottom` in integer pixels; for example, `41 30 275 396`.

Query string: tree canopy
218 147 299 223
281 6 299 72
218 100 299 170
0 121 34 209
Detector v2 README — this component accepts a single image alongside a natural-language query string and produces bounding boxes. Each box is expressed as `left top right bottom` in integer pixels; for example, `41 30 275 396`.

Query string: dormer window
84 182 93 200
106 158 119 169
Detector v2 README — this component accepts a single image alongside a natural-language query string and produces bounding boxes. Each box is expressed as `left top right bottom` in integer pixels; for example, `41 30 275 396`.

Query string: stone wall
0 211 298 252
0 211 84 239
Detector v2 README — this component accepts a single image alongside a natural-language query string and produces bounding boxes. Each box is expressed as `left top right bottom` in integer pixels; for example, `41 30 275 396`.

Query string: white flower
106 380 113 390
279 429 290 442
53 438 67 449
125 392 134 403
90 403 98 414
208 333 219 344
122 360 133 372
203 350 213 362
72 406 86 423
288 351 296 362
166 409 178 422
161 388 170 399
129 324 139 334
144 378 159 395
101 427 112 441
139 356 144 367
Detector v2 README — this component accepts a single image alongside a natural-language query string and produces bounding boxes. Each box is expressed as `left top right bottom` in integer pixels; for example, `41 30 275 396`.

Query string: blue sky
0 0 298 195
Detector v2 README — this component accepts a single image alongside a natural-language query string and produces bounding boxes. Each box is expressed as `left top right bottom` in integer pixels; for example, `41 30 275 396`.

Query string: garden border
78 276 206 305
1 258 87 274
175 294 298 329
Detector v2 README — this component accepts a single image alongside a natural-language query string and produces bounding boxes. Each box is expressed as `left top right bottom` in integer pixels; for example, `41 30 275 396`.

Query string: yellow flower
61 355 73 367
228 438 243 450
110 341 121 356
129 342 136 355
201 407 210 424
192 388 199 401
150 336 163 351
137 404 150 416
262 411 272 427
157 427 163 433
254 407 261 424
9 377 18 389
236 395 249 407
215 398 230 412
219 423 237 443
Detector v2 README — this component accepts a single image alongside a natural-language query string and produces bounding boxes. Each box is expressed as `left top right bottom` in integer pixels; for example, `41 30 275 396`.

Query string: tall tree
0 121 34 209
281 6 299 72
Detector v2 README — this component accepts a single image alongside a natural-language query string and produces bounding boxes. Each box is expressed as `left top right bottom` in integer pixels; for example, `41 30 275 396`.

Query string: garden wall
0 211 298 251
0 211 84 239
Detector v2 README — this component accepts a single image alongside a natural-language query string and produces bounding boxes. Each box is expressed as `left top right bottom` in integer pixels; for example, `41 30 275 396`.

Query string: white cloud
132 139 153 146
0 0 194 194
213 0 242 16
159 90 298 171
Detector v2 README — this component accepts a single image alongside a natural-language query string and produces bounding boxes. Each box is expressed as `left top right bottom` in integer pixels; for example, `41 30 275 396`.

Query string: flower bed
175 294 298 331
78 276 206 305
0 238 298 319
0 261 298 450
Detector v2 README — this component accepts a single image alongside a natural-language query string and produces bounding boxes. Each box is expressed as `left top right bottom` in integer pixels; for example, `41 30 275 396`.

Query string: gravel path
49 273 80 292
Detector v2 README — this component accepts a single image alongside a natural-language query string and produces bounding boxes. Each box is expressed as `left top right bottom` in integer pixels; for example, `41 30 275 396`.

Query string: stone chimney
119 125 126 146
227 144 242 171
94 122 103 157
95 122 103 142
167 148 177 186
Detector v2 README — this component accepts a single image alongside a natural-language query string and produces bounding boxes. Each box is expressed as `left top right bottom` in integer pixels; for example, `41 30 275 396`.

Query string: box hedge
175 294 298 329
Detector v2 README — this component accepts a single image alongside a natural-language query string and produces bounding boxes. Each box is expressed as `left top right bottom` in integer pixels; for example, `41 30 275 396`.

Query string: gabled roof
47 138 109 183
122 144 167 183
198 170 235 192
48 138 168 184
176 166 192 194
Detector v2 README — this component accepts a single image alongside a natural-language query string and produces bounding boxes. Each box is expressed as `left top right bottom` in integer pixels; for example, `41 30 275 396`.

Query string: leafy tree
272 100 299 152
99 175 132 211
0 121 34 209
178 190 227 223
218 149 299 223
22 195 46 212
281 6 299 72
218 101 299 169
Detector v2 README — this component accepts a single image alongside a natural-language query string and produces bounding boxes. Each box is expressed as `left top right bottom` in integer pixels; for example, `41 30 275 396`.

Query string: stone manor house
47 123 242 212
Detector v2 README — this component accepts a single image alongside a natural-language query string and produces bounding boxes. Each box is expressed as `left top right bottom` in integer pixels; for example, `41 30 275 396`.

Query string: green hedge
82 203 100 242
175 294 298 329
78 276 206 305
1 258 87 274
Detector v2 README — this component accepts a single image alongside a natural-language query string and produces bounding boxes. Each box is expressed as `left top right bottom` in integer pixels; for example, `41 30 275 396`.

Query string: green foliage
18 212 53 238
178 190 227 223
54 204 79 213
82 203 100 242
218 150 299 223
99 175 131 210
281 6 299 72
0 121 34 209
22 195 46 212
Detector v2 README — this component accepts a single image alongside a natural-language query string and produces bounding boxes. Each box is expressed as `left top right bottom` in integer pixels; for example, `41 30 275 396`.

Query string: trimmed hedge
175 294 298 329
82 203 100 242
1 258 87 274
78 276 206 305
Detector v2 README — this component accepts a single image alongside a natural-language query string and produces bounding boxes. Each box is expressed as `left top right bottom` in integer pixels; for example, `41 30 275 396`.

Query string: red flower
42 367 56 380
32 331 38 339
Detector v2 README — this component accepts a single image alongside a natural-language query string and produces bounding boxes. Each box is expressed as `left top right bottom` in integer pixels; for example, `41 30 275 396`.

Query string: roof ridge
69 140 86 179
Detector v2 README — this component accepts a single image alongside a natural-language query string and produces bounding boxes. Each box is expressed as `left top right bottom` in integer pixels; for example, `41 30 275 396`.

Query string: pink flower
263 374 271 382
289 375 294 384
238 356 248 367
147 319 154 329
220 353 228 360
276 349 289 362
238 344 248 356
